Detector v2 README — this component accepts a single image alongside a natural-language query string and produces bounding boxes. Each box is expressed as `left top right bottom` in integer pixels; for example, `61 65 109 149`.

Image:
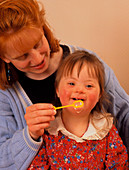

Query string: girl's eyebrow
65 77 77 80
65 76 97 82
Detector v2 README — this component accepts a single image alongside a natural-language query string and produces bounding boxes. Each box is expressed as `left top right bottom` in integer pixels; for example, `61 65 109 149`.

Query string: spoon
53 100 84 110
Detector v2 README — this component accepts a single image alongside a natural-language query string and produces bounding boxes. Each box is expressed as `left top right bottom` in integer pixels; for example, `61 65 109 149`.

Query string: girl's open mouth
72 98 85 101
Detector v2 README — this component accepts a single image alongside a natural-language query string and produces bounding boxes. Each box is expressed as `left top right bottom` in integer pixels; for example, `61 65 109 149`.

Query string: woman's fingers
25 103 56 140
26 103 54 112
27 114 55 125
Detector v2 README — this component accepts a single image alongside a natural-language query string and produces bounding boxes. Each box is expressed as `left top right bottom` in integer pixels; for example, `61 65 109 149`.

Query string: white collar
46 111 113 143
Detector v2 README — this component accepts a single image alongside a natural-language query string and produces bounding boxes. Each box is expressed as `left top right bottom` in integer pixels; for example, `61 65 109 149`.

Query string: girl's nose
74 85 85 94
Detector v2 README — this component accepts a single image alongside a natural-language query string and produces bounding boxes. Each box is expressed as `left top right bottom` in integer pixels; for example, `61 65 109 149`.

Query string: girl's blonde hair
55 50 109 113
0 0 60 89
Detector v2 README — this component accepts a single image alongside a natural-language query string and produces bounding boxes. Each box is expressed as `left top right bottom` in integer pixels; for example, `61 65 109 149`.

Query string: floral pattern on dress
28 125 128 170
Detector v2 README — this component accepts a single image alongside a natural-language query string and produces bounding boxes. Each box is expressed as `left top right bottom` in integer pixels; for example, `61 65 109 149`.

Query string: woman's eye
34 43 39 49
68 82 75 86
34 40 42 49
24 53 29 57
16 54 28 61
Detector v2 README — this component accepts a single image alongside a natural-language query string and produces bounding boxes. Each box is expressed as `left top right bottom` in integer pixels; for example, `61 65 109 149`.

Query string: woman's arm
27 133 50 170
103 61 129 151
0 83 56 170
0 90 42 170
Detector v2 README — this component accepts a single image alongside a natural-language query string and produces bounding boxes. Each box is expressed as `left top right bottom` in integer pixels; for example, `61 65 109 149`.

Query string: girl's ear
99 88 104 101
56 87 60 98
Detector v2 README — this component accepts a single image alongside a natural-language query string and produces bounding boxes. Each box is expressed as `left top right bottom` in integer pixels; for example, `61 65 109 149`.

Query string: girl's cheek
89 87 100 99
89 93 97 100
88 92 100 105
59 89 68 99
59 89 71 105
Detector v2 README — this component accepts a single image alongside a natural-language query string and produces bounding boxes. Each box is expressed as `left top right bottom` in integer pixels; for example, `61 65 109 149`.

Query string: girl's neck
61 112 89 137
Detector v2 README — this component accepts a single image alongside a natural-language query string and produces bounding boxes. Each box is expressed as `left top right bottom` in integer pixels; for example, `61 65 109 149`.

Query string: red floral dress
28 124 128 170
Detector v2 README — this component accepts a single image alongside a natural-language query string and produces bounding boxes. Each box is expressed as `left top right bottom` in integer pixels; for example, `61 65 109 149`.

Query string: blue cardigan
0 44 129 170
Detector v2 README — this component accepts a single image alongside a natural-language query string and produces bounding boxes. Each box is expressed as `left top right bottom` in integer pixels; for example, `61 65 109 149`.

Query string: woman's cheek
12 61 28 70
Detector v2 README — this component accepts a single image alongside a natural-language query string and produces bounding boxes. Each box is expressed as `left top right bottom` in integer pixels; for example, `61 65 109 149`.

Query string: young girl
28 50 128 169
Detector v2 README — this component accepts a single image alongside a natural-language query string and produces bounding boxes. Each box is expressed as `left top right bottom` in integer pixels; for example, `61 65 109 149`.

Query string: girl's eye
86 84 93 88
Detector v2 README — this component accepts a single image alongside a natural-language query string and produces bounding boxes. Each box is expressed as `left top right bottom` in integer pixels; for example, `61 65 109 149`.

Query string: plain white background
40 0 129 94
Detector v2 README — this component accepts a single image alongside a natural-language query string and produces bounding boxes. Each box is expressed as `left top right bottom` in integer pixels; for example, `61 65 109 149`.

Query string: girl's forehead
64 62 98 79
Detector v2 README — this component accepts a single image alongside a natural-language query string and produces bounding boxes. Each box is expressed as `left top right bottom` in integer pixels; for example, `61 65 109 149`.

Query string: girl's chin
63 107 84 114
73 107 84 114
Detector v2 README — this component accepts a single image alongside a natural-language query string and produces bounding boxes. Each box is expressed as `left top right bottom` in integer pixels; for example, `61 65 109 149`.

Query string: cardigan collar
46 111 113 143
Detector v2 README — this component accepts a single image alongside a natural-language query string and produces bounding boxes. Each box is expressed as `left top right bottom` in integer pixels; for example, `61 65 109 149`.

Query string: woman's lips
32 58 45 69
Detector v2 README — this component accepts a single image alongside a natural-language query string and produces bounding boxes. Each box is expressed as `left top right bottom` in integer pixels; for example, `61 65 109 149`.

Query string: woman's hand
25 103 56 140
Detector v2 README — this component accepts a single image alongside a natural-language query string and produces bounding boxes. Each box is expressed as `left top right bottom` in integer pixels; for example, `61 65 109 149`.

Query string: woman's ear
1 56 10 63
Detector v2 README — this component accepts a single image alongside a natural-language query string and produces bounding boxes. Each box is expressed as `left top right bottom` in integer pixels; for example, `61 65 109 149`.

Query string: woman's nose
30 50 42 65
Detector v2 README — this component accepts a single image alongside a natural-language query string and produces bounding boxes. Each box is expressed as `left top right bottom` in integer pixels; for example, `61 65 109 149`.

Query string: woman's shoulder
61 43 97 55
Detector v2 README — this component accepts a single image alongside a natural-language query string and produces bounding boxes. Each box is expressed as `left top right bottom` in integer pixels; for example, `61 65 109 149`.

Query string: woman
0 0 128 169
